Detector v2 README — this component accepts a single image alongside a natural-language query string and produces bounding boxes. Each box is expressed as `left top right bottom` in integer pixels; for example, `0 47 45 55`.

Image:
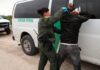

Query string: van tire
6 28 11 35
21 35 38 56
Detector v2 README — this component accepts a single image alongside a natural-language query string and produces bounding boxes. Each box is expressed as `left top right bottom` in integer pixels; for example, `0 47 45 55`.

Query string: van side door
78 0 100 65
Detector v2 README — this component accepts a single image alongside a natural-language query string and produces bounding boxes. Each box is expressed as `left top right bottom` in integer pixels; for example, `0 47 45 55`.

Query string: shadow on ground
0 32 11 37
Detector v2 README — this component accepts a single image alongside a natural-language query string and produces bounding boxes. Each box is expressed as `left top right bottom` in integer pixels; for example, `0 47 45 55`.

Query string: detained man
57 3 91 70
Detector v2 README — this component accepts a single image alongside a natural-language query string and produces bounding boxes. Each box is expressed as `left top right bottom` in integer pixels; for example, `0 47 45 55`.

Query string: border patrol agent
37 7 68 70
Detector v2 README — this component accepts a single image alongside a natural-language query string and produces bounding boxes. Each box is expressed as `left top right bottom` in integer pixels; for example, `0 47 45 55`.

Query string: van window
51 0 69 15
74 0 87 12
86 0 100 18
51 0 87 14
14 0 49 18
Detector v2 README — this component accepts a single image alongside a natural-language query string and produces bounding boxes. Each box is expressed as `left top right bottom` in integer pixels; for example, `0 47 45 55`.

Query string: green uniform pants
38 42 57 70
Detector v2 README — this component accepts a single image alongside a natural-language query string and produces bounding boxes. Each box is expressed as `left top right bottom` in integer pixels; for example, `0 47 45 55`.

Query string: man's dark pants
57 44 81 70
38 41 57 70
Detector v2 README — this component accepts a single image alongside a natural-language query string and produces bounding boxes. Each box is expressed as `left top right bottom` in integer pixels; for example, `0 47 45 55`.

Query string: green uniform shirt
38 9 63 43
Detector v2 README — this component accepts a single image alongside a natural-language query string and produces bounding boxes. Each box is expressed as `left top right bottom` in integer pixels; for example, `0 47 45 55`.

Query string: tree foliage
2 15 12 24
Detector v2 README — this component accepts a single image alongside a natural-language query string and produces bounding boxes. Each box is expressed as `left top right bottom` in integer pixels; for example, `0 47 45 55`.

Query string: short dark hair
37 8 49 16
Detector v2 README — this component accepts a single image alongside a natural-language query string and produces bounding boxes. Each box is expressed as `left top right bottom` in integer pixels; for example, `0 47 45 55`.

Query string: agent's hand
70 10 79 15
62 7 68 12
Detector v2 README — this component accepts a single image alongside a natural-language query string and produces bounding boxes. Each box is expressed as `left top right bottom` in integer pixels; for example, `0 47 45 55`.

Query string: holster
38 34 53 51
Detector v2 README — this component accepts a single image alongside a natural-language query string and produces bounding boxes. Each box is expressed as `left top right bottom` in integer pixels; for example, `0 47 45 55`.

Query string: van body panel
12 0 50 46
79 19 100 65
12 18 39 47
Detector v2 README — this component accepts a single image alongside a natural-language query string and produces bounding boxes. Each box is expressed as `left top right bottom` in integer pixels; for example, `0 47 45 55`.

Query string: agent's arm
47 7 68 25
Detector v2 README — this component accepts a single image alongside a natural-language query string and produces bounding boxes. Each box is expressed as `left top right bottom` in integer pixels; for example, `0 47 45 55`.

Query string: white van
12 0 100 65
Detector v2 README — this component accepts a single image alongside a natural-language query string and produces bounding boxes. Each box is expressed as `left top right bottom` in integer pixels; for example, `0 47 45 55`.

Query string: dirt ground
0 33 100 70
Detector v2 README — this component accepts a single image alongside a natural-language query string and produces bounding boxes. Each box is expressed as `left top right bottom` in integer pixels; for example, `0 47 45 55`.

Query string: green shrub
3 16 12 24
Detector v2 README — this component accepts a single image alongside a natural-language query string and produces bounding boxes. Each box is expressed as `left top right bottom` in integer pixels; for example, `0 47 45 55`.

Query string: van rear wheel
21 35 38 56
